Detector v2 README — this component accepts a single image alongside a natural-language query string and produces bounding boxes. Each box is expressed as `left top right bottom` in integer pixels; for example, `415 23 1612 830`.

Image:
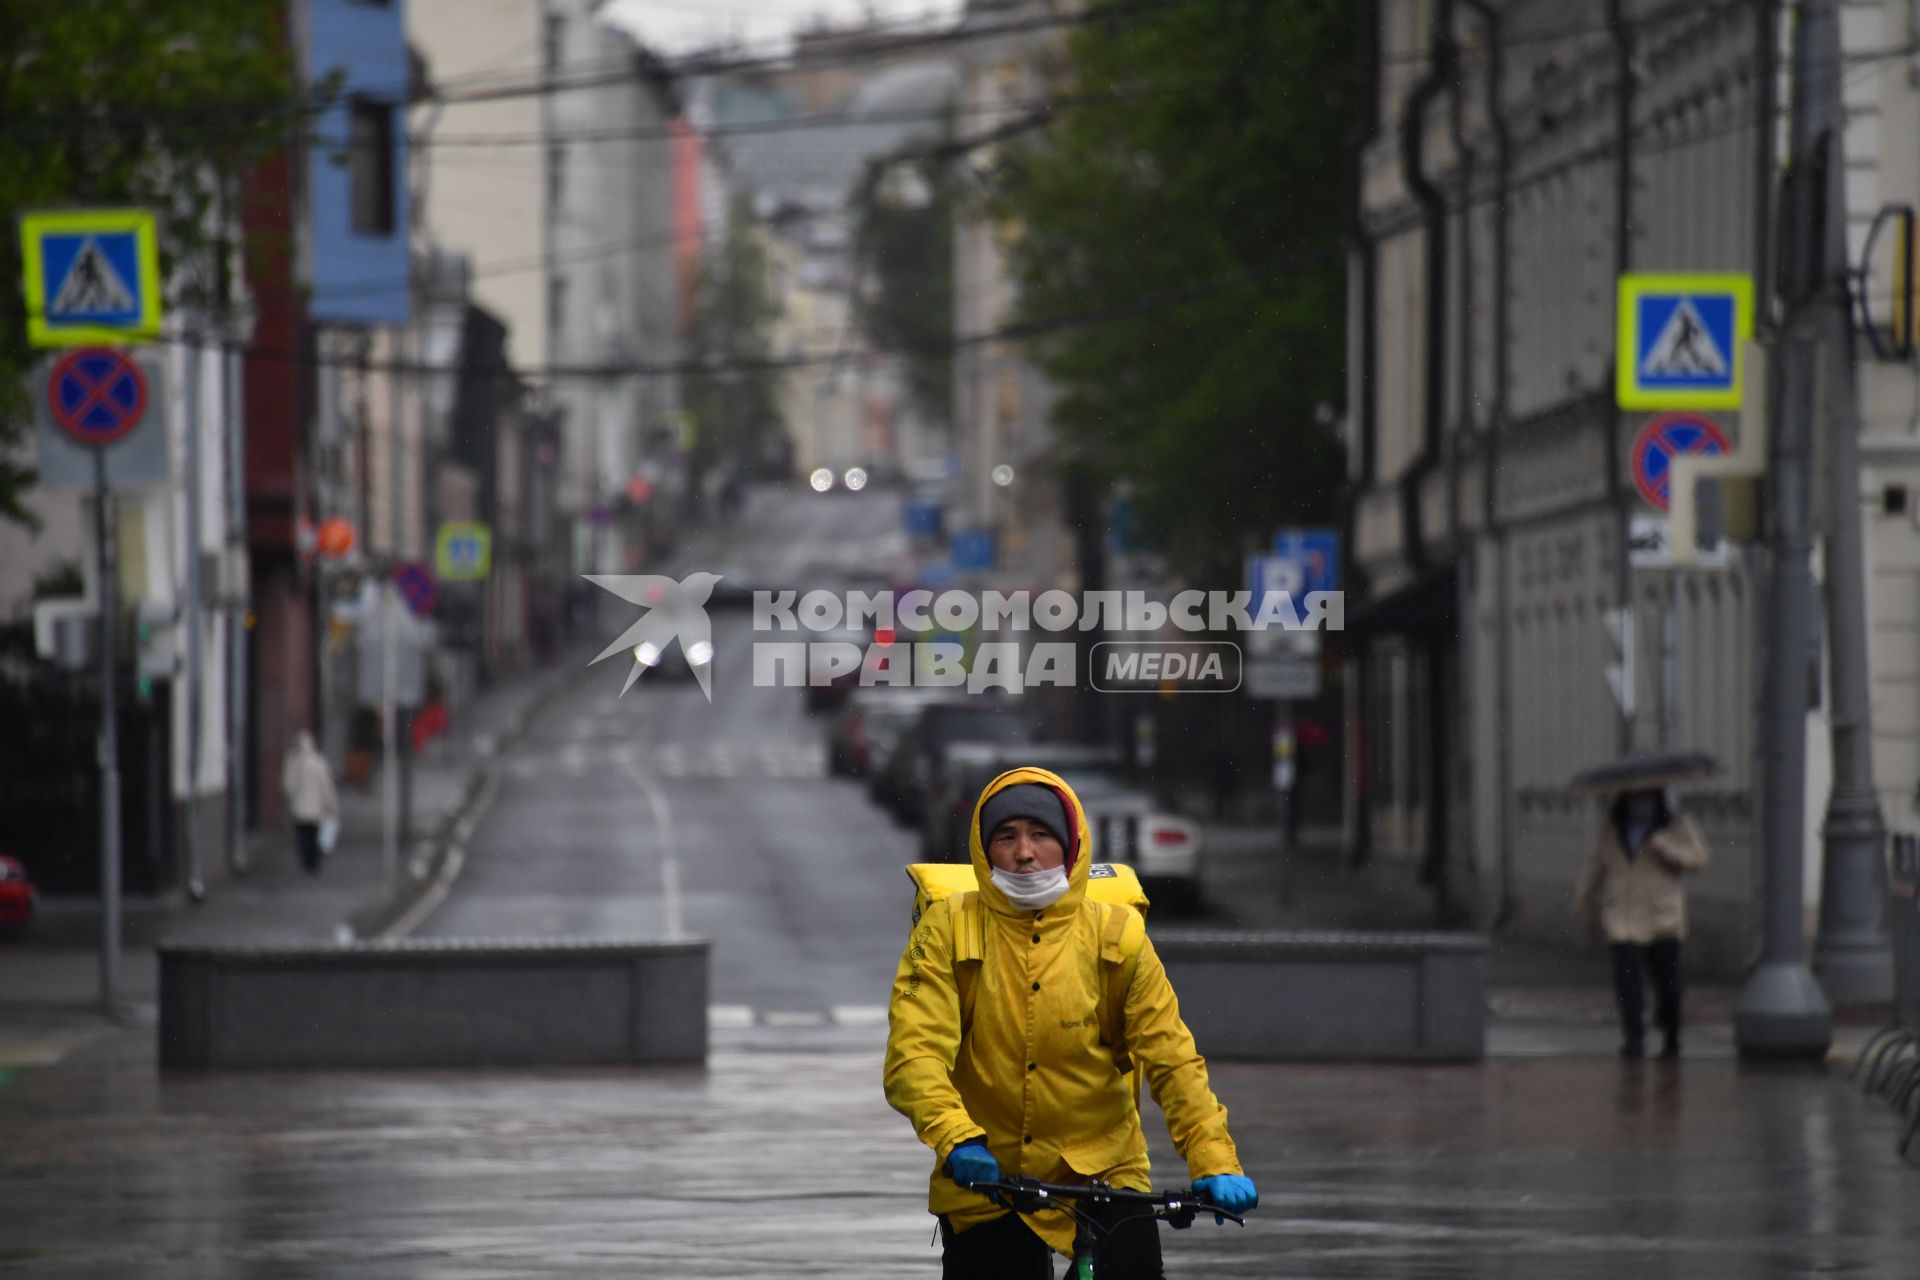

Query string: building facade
1348 0 1920 976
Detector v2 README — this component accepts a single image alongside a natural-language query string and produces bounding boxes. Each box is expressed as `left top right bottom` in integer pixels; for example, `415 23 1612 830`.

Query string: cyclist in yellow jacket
885 765 1257 1278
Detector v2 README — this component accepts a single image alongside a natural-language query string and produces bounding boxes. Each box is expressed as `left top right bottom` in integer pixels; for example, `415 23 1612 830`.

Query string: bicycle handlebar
974 1176 1246 1228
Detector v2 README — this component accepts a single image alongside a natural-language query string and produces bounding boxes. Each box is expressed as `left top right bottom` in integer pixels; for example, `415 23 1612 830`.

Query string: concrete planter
159 937 709 1070
1154 929 1487 1062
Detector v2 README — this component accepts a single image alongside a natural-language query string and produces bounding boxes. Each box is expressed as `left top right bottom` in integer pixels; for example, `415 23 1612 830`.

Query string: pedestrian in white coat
281 730 339 875
1575 787 1708 1060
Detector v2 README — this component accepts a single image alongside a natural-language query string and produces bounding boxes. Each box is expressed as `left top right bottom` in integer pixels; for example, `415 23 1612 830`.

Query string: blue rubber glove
1193 1174 1258 1225
945 1138 1001 1190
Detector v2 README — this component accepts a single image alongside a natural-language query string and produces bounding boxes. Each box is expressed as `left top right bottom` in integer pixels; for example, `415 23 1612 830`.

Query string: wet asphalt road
5 484 1920 1275
414 485 922 1018
5 1041 1920 1277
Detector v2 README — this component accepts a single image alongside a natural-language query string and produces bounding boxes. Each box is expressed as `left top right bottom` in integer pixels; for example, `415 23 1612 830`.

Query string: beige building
1349 0 1920 976
950 0 1071 593
407 0 548 373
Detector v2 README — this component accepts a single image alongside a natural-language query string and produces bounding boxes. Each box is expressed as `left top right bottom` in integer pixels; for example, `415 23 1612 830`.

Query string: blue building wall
307 0 411 325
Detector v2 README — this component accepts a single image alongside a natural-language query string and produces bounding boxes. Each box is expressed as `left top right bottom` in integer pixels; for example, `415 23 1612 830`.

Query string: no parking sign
1631 413 1731 512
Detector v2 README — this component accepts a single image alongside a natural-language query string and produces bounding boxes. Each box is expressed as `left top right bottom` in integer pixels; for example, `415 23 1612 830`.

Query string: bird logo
586 572 722 701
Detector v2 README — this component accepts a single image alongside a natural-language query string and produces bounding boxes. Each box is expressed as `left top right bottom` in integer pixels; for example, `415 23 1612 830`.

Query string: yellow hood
968 765 1092 919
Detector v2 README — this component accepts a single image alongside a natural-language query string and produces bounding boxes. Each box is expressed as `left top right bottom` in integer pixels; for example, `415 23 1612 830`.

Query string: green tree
0 1 300 527
684 211 786 483
856 146 956 431
992 0 1352 580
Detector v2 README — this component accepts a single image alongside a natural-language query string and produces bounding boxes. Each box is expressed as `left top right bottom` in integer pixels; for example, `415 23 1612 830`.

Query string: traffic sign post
18 205 165 1019
18 208 163 348
1616 273 1753 410
1248 529 1340 662
435 522 492 581
391 562 439 619
1630 412 1732 511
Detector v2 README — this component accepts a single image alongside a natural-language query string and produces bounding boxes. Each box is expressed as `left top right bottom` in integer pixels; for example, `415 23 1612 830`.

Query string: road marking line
380 771 498 940
708 1004 755 1028
830 1005 888 1027
623 761 683 940
763 1010 828 1028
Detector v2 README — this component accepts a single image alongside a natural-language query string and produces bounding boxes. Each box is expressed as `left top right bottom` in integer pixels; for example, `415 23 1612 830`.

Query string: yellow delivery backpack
903 861 1149 1103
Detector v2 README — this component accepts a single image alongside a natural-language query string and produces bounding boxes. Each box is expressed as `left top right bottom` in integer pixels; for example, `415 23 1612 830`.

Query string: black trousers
940 1205 1164 1280
1610 939 1682 1047
294 822 321 874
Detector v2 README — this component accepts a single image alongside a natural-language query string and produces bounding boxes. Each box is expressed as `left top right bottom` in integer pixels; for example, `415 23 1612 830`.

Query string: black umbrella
1568 749 1720 794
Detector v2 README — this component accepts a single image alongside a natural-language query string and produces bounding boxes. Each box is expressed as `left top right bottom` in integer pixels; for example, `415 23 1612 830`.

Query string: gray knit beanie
979 782 1070 850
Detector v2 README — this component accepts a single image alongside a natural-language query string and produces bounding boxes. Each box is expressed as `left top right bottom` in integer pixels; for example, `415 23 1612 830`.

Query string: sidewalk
1194 822 1883 1060
0 648 588 1052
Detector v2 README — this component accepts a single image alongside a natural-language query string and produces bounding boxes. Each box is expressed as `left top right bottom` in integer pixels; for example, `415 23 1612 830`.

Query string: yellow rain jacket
883 766 1242 1256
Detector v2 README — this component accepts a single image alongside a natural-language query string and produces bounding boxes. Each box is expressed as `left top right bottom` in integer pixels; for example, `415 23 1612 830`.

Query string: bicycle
975 1175 1249 1279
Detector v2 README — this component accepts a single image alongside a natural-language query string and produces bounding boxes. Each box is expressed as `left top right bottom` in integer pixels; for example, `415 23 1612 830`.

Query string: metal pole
182 338 205 900
1607 0 1636 755
1659 589 1677 751
382 582 398 885
1809 10 1894 997
225 332 249 877
1735 0 1836 1060
94 447 122 1015
383 322 408 883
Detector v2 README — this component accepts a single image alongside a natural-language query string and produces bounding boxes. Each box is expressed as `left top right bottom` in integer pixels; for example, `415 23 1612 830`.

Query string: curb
343 655 595 940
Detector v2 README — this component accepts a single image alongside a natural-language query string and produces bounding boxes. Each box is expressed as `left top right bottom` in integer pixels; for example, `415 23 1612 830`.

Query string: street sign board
356 591 427 709
32 350 168 490
47 347 147 446
1629 514 1731 570
950 529 995 572
1254 529 1340 599
435 522 492 581
1631 413 1731 511
1616 273 1753 410
18 208 163 348
1246 658 1321 701
391 561 440 618
903 501 941 537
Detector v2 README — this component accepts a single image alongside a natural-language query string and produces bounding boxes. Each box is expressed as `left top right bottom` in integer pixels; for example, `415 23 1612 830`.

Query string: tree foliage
0 0 299 527
684 211 787 476
993 0 1352 580
855 147 956 431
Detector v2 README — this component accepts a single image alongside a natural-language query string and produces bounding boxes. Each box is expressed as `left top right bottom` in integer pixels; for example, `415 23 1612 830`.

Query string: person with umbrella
1571 752 1714 1060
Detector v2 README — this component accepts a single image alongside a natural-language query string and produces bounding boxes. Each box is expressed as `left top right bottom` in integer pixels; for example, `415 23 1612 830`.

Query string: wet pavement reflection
3 1029 1917 1277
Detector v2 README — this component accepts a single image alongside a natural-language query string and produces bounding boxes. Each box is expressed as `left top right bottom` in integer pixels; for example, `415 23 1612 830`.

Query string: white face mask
990 865 1070 911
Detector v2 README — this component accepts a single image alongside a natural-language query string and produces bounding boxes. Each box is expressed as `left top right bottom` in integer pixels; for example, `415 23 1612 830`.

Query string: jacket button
1023 1134 1032 1144
1027 1062 1036 1071
1031 933 1041 943
1031 981 1040 991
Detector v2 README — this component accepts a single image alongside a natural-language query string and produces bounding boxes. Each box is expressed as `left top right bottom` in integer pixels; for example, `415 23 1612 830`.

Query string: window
347 98 396 236
548 143 566 211
548 275 568 338
544 13 564 73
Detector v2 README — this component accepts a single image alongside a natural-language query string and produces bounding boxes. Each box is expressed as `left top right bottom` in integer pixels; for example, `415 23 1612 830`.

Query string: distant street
414 483 931 1020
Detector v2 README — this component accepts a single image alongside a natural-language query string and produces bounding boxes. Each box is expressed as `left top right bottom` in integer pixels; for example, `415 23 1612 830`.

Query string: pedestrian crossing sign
1616 273 1752 410
18 209 164 348
436 521 492 581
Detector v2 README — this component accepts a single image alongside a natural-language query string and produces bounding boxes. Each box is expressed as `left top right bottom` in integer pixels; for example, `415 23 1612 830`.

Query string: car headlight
686 640 714 666
843 466 868 492
809 467 834 493
633 641 661 667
